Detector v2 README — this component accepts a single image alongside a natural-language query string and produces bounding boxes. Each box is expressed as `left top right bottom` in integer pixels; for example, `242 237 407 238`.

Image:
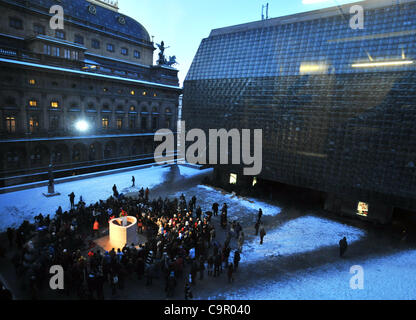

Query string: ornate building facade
183 0 416 223
0 0 181 186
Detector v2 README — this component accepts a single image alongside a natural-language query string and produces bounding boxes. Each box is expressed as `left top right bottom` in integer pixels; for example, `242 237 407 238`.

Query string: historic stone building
183 0 416 223
0 0 181 186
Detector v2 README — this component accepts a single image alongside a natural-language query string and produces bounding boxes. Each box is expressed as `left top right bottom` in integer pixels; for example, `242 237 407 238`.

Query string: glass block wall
183 0 416 212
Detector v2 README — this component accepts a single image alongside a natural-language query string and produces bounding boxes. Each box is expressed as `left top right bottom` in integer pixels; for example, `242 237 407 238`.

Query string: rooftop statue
156 41 177 66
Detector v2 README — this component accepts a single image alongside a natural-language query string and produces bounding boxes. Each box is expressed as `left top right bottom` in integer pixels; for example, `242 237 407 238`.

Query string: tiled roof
6 0 151 44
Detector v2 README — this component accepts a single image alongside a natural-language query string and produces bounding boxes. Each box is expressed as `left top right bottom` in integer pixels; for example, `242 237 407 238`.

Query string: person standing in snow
227 263 234 283
68 192 75 209
131 176 135 187
7 228 14 248
212 202 219 216
339 237 348 257
145 188 149 202
257 208 263 224
112 184 118 198
255 220 260 236
238 231 245 252
260 226 266 245
214 254 221 277
221 203 228 216
233 250 240 272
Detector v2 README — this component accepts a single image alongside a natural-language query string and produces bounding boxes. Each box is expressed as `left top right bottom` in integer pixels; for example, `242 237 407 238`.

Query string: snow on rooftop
239 215 366 264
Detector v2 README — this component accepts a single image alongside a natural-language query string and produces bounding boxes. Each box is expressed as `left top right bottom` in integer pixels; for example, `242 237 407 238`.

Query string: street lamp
75 120 89 132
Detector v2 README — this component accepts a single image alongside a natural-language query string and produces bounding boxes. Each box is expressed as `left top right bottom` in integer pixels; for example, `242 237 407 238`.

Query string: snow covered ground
240 215 366 264
172 185 281 223
213 247 416 300
0 165 177 231
198 185 281 218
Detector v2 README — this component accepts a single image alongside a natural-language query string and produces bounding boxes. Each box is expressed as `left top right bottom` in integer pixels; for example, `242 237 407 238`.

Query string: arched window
141 107 148 130
165 108 173 129
29 99 38 107
29 116 40 133
151 107 159 131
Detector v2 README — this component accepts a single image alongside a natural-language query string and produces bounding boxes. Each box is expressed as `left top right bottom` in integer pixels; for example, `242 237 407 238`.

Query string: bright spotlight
75 120 89 132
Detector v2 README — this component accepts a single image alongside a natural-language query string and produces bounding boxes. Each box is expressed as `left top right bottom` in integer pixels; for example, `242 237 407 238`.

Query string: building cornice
0 57 182 91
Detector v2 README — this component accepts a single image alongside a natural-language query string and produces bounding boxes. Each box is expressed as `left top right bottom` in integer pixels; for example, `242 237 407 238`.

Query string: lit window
117 118 123 129
29 100 37 107
130 90 135 95
252 177 258 186
142 91 147 96
153 93 157 97
6 116 16 133
103 88 108 92
29 116 39 133
29 79 36 85
129 106 135 111
102 117 109 129
357 202 369 217
230 173 237 185
51 101 59 108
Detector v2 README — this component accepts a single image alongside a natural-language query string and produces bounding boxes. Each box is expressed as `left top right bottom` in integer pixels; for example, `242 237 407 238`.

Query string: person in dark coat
68 192 75 209
255 220 260 236
196 206 202 220
227 263 234 283
257 208 263 223
199 257 205 280
260 226 266 245
233 250 240 271
190 260 198 285
214 254 221 277
166 271 177 298
212 203 219 216
7 228 14 248
339 237 348 257
131 176 135 187
221 203 228 215
112 185 118 198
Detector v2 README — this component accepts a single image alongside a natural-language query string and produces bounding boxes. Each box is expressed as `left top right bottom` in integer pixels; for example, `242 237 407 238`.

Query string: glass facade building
183 0 416 222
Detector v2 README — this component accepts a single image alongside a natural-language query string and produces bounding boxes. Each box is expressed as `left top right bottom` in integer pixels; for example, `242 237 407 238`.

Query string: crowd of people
1 184 260 300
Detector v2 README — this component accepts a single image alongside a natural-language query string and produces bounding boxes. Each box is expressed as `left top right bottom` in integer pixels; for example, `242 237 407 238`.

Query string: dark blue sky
119 0 361 85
